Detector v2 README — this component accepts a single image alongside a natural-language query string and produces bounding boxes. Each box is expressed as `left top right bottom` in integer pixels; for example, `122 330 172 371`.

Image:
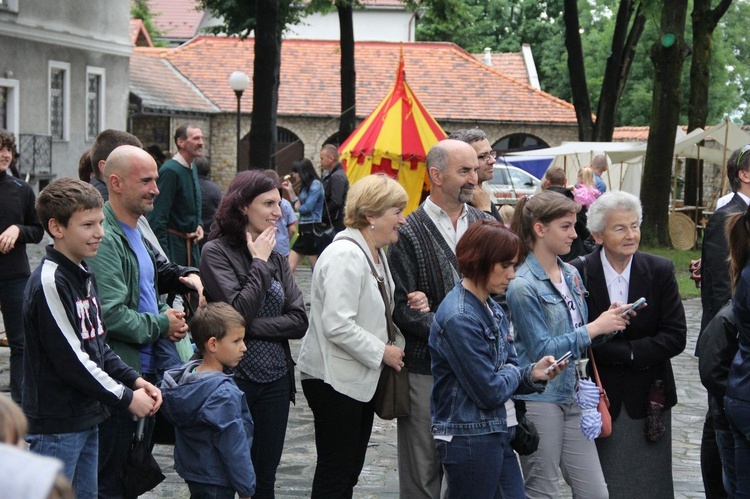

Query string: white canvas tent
509 119 750 200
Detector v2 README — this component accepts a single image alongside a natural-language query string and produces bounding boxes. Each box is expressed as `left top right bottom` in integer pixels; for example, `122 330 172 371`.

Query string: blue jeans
725 396 750 498
235 373 292 499
186 480 236 499
0 275 29 404
436 428 525 499
27 426 99 499
715 425 736 497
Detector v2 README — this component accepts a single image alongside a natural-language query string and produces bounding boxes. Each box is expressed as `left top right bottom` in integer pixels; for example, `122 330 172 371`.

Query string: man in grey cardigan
388 139 492 499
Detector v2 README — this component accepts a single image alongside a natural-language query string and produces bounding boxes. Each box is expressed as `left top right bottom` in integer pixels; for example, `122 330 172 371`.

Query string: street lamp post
229 71 250 171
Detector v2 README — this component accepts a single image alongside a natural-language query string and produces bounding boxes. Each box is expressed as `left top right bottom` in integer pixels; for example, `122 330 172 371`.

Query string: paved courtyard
1 241 709 497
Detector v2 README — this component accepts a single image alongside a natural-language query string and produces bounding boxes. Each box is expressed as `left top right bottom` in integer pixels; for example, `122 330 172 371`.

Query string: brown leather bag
589 348 612 438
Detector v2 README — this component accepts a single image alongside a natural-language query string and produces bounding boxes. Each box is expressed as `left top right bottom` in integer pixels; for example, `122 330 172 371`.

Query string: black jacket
698 301 737 428
23 247 140 434
571 248 687 419
0 170 44 279
700 193 748 334
547 186 594 262
322 163 349 231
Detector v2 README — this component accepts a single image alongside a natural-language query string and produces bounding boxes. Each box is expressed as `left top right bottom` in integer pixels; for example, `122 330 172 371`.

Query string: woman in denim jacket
506 191 630 499
430 220 565 498
282 158 324 272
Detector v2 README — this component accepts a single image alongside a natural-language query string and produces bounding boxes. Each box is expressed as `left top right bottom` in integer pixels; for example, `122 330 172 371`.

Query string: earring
370 224 375 230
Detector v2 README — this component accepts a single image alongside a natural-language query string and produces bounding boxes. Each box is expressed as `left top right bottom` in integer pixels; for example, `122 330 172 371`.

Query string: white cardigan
297 228 405 402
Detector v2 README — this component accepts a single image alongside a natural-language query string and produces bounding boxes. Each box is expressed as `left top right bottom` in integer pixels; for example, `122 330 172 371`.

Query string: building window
48 61 70 141
0 78 20 136
0 0 19 13
86 67 105 141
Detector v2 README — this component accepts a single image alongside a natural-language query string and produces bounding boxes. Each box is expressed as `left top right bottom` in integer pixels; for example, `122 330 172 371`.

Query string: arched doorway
238 127 304 176
492 133 549 154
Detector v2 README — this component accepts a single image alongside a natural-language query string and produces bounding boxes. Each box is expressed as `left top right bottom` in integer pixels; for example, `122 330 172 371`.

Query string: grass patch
641 245 701 299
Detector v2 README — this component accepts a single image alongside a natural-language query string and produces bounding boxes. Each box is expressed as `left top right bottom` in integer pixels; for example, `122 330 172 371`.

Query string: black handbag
120 417 165 498
340 237 410 420
312 222 336 249
510 399 540 455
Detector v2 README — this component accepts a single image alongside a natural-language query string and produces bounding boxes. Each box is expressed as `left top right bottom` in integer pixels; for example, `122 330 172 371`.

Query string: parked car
482 162 541 205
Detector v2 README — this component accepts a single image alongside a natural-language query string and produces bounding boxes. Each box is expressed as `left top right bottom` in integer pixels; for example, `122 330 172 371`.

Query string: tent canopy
339 53 446 214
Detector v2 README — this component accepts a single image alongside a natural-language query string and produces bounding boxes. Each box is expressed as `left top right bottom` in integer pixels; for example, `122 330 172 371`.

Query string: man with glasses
697 144 750 498
447 129 501 221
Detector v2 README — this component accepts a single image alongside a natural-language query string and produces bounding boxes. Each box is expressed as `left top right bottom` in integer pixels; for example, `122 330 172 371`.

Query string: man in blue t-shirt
591 154 608 193
87 145 191 497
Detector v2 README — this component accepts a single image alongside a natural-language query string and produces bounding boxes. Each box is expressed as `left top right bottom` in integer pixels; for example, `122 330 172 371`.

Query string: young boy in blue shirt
160 302 256 499
22 178 161 498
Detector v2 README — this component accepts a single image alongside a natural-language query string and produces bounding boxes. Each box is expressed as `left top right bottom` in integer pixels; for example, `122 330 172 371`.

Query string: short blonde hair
578 167 595 187
345 174 408 229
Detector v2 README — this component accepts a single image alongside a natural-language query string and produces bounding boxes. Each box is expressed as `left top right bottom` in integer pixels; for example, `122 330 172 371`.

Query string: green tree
640 0 691 246
130 0 168 47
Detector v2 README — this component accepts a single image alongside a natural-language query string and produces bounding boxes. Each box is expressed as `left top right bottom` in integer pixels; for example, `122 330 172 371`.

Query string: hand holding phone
620 297 647 317
544 351 572 374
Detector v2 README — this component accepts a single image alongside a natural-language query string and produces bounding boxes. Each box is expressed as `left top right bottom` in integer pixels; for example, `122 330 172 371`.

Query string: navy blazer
571 247 687 419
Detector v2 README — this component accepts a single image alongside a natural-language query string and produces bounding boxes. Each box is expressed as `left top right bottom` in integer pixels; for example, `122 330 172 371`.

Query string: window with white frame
49 61 70 141
0 78 20 136
86 67 105 140
0 0 19 13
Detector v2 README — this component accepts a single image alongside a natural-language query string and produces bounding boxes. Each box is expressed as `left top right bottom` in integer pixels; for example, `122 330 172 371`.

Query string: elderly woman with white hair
571 190 687 499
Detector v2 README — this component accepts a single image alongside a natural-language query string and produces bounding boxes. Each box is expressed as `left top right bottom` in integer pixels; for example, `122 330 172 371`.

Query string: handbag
312 196 336 250
120 417 165 498
589 347 612 439
510 399 540 455
340 237 410 420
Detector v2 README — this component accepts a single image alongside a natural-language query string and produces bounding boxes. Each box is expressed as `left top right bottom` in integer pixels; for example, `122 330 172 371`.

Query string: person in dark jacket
24 178 161 498
543 166 595 261
201 170 308 499
161 303 255 499
319 144 349 233
195 156 222 245
697 145 750 499
0 129 44 405
571 190 686 499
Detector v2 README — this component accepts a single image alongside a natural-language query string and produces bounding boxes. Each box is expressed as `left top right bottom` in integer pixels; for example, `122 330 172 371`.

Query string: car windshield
487 166 539 188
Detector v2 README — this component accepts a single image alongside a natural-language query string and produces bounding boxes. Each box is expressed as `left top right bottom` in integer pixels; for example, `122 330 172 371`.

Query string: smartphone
620 297 647 317
544 351 572 374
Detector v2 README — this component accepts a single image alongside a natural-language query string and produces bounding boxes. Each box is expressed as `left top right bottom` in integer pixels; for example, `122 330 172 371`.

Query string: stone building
128 36 579 188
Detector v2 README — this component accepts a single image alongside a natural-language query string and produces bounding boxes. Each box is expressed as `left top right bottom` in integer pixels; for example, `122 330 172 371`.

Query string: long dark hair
728 208 750 292
292 158 319 191
210 170 279 248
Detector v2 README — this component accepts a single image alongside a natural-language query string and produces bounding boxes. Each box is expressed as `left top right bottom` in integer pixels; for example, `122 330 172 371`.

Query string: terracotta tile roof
472 51 529 84
613 125 690 141
150 0 205 40
130 52 219 113
158 37 577 123
130 19 154 47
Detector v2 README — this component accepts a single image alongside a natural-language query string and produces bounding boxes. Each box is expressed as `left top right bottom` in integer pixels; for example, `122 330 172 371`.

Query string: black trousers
302 378 375 499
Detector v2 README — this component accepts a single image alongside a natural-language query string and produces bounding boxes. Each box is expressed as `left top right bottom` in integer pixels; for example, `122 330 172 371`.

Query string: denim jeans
235 373 292 499
27 426 99 499
725 396 750 498
715 425 736 497
302 378 375 499
436 429 525 499
0 275 29 404
186 480 236 499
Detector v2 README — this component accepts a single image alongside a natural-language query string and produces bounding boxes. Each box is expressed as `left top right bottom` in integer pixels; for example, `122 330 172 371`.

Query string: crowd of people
0 122 748 499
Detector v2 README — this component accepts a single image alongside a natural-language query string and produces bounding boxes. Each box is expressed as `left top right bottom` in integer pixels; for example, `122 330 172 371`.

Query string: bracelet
292 196 299 204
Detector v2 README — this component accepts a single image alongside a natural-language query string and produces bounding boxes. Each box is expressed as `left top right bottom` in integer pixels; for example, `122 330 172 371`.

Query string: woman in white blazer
297 174 429 498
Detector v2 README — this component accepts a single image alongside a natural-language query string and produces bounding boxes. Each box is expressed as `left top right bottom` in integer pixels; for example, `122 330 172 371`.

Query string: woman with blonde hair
297 173 429 498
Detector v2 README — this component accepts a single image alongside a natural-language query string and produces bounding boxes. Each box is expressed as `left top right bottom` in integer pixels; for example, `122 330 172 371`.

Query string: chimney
484 47 492 66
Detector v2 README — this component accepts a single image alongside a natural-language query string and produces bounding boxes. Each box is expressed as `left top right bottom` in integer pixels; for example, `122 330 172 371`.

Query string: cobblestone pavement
1 242 708 497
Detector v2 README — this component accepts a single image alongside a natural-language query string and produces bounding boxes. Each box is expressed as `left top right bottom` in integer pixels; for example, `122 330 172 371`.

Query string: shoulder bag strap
339 237 397 344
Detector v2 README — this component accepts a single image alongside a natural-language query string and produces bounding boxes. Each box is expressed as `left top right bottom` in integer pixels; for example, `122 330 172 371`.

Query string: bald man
590 154 608 193
388 139 493 498
87 145 190 497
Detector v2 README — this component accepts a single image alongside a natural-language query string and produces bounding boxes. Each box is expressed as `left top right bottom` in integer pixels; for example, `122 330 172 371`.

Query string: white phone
620 297 647 317
544 351 572 374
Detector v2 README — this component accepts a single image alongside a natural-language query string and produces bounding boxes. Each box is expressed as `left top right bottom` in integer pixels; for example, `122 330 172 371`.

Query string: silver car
482 162 541 205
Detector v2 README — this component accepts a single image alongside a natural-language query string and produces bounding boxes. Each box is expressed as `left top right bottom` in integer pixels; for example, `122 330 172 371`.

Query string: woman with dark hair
430 219 564 498
722 207 750 496
200 170 309 499
506 190 631 499
282 158 324 272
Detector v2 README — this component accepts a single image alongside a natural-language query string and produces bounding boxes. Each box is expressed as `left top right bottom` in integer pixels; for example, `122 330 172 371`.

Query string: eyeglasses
477 151 497 162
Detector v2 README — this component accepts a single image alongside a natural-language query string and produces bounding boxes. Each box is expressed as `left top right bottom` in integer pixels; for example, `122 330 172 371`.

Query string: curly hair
209 170 279 248
0 129 16 154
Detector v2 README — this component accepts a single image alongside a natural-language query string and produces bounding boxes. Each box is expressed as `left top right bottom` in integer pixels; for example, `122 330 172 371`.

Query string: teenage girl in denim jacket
282 158 324 272
506 191 630 499
430 220 565 498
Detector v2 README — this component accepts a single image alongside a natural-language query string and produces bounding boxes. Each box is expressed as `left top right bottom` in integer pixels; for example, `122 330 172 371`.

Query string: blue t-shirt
120 222 181 374
274 198 297 256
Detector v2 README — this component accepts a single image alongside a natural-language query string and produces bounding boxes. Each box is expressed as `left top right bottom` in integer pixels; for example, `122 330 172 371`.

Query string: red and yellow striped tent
339 54 446 214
